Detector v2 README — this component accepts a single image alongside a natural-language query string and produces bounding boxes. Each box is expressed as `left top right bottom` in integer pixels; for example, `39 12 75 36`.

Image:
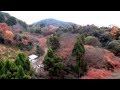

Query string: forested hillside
0 11 120 79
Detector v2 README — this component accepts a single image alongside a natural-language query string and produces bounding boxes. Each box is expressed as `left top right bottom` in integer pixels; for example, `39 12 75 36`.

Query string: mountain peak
32 18 73 27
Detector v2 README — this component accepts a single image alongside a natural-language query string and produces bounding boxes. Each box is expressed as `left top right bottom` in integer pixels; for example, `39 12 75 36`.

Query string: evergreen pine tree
24 58 30 71
4 60 11 74
43 48 63 77
16 65 24 79
0 60 4 75
72 37 87 78
0 60 4 70
47 34 60 51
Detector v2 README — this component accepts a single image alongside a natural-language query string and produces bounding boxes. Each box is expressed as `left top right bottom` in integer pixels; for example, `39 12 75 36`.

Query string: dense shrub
92 30 105 38
107 40 120 56
84 45 120 70
16 41 33 51
13 33 33 51
79 25 100 36
85 36 101 47
100 32 113 47
27 26 42 35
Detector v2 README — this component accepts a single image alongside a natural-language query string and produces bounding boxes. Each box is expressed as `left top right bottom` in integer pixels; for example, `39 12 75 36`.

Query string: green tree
0 53 33 79
4 60 11 73
80 34 85 44
43 49 54 70
36 45 44 57
0 60 4 75
9 63 17 74
47 34 60 51
100 32 112 47
46 48 54 58
0 60 4 70
6 16 17 27
0 74 6 79
16 65 25 79
72 37 87 78
0 12 5 23
6 71 12 79
24 58 30 71
1 59 15 79
43 49 63 77
23 74 31 79
15 55 21 66
15 52 31 71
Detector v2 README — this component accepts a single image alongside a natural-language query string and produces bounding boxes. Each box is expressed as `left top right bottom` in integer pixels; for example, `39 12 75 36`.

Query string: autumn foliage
82 45 120 79
57 33 79 59
0 23 33 51
110 26 119 37
0 23 10 33
39 36 48 50
110 26 120 39
84 45 120 70
0 23 14 42
3 30 14 40
81 68 111 79
56 33 120 79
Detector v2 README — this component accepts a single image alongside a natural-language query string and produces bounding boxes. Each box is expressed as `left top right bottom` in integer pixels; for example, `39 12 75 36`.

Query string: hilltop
32 18 74 27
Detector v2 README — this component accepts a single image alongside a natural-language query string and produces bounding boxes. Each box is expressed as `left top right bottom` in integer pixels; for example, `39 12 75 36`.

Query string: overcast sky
2 11 120 27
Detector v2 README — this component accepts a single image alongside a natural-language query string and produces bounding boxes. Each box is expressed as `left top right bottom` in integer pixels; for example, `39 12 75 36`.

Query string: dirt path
39 47 48 64
31 36 49 75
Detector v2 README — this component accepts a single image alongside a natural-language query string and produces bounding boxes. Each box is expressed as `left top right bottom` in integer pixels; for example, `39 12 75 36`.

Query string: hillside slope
82 45 120 79
0 11 28 31
0 44 22 61
55 33 120 79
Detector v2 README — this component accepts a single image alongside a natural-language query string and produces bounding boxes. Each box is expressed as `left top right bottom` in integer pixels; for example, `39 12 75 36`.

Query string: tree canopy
6 16 17 26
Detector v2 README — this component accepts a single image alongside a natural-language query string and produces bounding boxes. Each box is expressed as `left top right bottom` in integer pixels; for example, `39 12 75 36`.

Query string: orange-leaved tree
3 30 14 40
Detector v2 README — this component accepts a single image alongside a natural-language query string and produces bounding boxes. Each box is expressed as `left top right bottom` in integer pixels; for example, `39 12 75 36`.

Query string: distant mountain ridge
32 18 74 27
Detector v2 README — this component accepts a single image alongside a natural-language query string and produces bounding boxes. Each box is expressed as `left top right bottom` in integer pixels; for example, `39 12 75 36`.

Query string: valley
1 11 120 79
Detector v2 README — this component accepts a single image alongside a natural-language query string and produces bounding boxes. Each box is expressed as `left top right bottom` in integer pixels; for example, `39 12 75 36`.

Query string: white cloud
2 11 120 27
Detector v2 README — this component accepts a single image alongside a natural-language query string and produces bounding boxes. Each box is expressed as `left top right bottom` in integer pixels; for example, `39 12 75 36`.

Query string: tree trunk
77 56 81 78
